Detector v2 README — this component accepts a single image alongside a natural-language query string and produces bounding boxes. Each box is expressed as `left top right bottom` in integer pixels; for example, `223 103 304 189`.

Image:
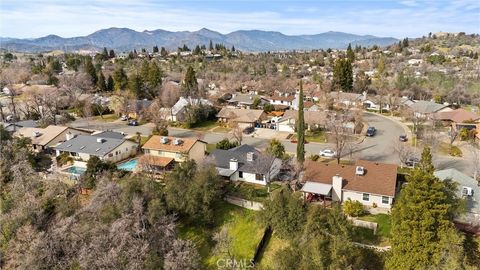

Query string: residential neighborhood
1 1 479 268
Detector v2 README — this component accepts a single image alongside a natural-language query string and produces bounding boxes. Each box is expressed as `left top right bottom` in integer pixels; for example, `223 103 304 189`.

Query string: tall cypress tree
96 71 107 92
296 80 305 164
84 58 97 85
346 43 355 62
182 66 198 97
106 75 114 92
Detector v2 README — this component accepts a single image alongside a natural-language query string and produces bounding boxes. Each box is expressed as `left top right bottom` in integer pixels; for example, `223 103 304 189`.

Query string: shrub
449 146 462 157
56 152 73 166
216 138 239 150
343 199 364 217
309 154 320 161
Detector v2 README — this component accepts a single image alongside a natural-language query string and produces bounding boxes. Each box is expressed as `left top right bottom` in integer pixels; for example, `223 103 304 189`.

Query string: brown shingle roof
282 110 326 125
142 136 202 153
217 108 266 123
270 94 295 102
304 160 397 196
138 155 174 167
435 108 479 123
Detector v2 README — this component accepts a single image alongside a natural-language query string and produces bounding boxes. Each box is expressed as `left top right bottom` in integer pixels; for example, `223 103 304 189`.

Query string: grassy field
178 201 264 269
206 143 216 154
291 130 328 143
256 233 290 269
93 114 118 122
191 120 220 131
354 214 392 246
225 182 282 202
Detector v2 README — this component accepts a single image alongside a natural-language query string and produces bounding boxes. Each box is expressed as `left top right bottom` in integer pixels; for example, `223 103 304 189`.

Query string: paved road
70 112 475 176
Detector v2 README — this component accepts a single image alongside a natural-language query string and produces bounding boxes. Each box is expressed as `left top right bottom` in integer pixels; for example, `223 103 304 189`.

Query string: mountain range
0 27 398 52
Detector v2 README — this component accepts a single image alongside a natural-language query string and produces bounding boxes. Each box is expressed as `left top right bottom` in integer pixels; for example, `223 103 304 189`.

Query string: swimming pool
117 159 138 171
63 166 87 175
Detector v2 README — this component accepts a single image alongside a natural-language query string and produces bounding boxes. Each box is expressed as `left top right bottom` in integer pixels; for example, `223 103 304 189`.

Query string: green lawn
358 214 392 238
291 130 328 143
256 233 290 269
191 120 220 131
438 142 463 157
225 182 282 202
353 214 392 246
94 114 118 122
206 143 217 154
211 126 232 133
178 201 264 269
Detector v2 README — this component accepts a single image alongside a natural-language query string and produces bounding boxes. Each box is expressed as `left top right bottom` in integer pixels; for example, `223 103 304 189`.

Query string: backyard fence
224 195 264 211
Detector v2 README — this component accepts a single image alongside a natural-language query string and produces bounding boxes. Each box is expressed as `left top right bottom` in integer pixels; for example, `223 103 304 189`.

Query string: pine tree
160 47 167 57
128 74 143 98
387 146 466 269
109 49 115 59
113 67 128 91
106 75 114 92
96 71 107 92
296 80 305 164
84 58 97 85
182 66 198 97
346 43 355 62
148 61 162 87
102 47 108 58
193 45 201 55
209 40 213 51
153 45 159 53
332 58 353 92
231 45 235 52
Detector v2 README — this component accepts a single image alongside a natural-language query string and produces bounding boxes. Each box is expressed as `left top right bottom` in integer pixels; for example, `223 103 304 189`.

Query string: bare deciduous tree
59 72 93 107
325 112 352 164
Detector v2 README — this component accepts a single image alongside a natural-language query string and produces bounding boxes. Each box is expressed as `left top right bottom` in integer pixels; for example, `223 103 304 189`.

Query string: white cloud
0 0 478 38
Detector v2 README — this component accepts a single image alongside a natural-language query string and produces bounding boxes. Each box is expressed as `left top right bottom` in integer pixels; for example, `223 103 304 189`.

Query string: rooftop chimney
355 166 365 176
96 138 105 143
229 158 238 170
247 152 254 162
332 174 343 202
161 137 169 144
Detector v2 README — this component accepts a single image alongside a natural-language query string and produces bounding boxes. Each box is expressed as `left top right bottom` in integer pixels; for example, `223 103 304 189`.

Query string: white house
209 144 282 186
302 160 398 209
164 96 213 122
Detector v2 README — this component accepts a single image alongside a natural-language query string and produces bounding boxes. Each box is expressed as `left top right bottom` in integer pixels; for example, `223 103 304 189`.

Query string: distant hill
0 27 398 52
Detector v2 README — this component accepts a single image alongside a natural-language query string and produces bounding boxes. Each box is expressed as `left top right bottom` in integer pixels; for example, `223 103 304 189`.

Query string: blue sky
1 0 479 38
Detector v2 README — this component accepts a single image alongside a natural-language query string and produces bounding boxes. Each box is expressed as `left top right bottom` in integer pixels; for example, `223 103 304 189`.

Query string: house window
238 171 243 178
362 193 370 201
382 196 389 204
255 174 263 181
108 153 113 157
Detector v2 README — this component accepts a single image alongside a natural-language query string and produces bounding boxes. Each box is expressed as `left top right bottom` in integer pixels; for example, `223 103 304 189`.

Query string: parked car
366 127 376 137
399 135 408 142
319 149 336 158
120 115 128 121
405 157 419 167
127 120 138 126
243 126 255 134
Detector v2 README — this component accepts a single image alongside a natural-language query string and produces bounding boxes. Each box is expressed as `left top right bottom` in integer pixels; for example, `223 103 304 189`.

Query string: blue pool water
117 159 138 171
63 166 87 175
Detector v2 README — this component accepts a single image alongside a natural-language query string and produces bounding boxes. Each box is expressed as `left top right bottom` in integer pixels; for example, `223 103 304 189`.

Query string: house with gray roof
408 100 450 118
434 169 480 224
54 134 137 163
208 144 282 186
163 96 213 122
227 92 269 109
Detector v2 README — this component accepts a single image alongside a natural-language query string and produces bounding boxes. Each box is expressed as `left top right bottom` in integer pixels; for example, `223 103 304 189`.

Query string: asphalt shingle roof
210 144 272 174
54 134 131 157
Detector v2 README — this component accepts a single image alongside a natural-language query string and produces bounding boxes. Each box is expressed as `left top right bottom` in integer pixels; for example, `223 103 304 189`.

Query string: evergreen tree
346 43 355 62
231 45 235 52
332 58 353 92
209 40 213 51
109 49 115 59
96 71 107 92
148 61 162 87
140 60 150 80
102 47 108 58
128 74 143 98
402 37 409 48
182 66 198 97
84 58 97 85
106 75 114 92
113 67 128 91
296 80 305 164
160 47 167 57
193 45 201 55
387 146 466 269
153 45 159 53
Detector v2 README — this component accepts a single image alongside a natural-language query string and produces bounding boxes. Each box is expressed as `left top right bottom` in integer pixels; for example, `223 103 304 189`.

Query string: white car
319 149 336 158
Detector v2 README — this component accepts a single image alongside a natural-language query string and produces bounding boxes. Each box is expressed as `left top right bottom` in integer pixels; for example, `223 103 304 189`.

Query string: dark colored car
405 157 419 167
399 135 408 142
366 127 376 137
243 126 255 134
127 120 138 126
